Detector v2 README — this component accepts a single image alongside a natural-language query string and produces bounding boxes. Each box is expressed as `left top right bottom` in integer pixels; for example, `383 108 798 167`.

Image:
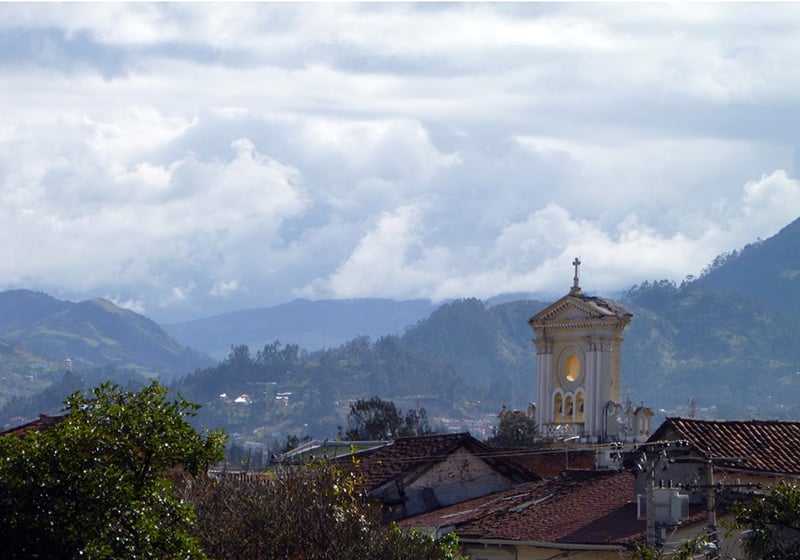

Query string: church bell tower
528 259 636 442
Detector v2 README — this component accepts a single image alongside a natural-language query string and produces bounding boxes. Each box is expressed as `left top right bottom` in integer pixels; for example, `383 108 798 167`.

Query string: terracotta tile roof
650 417 800 475
401 470 648 545
502 448 595 478
333 433 539 491
0 413 65 438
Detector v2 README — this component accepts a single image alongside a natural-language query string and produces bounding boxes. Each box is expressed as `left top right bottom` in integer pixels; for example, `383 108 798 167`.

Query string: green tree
183 462 463 560
485 408 540 449
339 396 434 440
628 536 705 560
0 381 225 560
734 481 800 559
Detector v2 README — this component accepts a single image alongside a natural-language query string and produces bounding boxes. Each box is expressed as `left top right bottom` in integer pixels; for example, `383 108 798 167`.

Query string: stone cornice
531 319 630 332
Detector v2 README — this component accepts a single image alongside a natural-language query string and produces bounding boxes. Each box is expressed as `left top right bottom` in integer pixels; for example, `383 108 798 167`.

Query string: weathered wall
403 447 518 516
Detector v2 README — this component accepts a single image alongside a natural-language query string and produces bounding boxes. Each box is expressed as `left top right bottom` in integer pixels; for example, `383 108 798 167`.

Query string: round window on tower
557 346 584 387
565 355 580 382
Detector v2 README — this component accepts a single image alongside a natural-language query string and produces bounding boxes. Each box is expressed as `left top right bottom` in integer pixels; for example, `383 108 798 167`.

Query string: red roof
502 448 595 478
401 470 646 545
334 433 539 491
649 417 800 475
0 413 64 438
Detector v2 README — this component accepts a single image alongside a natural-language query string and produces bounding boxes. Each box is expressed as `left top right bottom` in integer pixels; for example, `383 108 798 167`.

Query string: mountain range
0 290 212 405
162 298 438 360
1 215 799 436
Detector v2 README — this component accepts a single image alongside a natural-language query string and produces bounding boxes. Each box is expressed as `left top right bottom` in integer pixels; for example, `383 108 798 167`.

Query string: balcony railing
542 422 585 439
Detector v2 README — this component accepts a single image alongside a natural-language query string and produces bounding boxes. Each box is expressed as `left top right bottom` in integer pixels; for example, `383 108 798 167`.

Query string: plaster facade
529 259 638 442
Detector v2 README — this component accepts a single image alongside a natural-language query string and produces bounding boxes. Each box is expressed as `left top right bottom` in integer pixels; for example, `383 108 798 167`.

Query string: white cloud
2 4 800 321
107 297 146 315
302 205 452 300
210 279 241 299
741 169 800 238
159 284 195 309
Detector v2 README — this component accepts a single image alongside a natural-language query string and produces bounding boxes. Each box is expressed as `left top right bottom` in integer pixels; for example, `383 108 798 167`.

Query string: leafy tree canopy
485 407 540 449
734 480 800 560
0 381 225 560
340 396 435 441
184 462 463 560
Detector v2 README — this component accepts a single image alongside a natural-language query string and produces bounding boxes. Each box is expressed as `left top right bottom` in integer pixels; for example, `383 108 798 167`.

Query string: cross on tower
570 257 582 295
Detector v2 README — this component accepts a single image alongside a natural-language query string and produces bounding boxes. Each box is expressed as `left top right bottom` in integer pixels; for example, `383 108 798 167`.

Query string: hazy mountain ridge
694 216 800 320
163 298 438 360
0 291 214 408
2 215 799 434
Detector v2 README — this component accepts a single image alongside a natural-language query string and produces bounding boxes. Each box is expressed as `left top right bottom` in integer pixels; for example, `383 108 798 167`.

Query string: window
554 393 563 423
565 355 580 382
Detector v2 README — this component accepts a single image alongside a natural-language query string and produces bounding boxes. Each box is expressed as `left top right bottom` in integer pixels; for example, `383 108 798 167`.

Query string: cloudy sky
2 3 800 323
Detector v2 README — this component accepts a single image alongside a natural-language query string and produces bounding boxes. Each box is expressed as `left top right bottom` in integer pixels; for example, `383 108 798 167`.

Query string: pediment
529 295 631 326
530 297 597 324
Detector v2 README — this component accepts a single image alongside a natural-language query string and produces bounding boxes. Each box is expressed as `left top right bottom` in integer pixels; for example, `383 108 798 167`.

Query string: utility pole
647 456 658 547
673 453 758 560
636 447 667 547
705 456 717 548
634 440 692 548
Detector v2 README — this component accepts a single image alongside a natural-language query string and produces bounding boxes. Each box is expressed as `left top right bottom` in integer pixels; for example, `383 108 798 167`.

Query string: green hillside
694 216 800 319
621 281 800 416
0 291 213 408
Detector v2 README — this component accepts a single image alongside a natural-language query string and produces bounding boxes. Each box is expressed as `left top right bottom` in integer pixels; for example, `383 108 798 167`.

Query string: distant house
333 432 540 521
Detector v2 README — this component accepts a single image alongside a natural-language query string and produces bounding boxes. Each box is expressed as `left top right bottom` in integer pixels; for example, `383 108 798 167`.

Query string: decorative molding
585 339 618 352
531 319 629 332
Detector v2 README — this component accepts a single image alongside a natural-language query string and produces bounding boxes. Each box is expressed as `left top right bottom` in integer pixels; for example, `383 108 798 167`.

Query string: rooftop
333 432 539 491
650 417 800 475
401 470 647 545
0 413 64 438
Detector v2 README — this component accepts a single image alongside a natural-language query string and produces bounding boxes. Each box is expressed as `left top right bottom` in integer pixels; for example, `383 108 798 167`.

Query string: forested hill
620 214 800 417
693 215 800 319
621 281 800 418
0 290 213 407
161 298 547 441
148 283 800 441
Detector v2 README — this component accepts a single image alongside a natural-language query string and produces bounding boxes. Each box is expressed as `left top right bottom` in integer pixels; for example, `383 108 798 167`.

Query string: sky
2 3 800 323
